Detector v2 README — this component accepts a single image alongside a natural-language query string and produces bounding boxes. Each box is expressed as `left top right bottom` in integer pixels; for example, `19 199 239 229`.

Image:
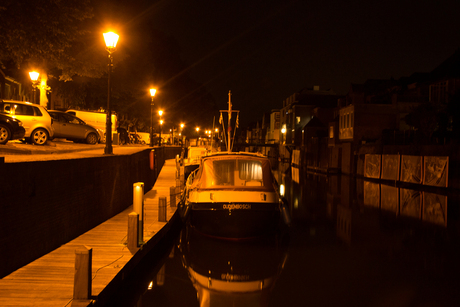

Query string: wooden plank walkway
0 159 180 307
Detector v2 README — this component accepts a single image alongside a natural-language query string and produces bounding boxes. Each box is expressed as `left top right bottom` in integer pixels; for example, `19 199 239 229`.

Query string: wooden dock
0 159 181 307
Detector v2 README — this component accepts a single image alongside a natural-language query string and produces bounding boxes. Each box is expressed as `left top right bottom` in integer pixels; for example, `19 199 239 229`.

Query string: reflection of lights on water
294 198 298 209
148 281 153 290
280 184 285 197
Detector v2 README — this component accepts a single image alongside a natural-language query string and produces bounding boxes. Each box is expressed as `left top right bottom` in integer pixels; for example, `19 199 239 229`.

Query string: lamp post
103 31 119 155
149 88 156 147
180 123 184 146
158 110 163 146
29 71 40 104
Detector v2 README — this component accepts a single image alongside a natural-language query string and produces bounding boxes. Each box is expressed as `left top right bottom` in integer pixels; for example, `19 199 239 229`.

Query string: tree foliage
0 0 105 80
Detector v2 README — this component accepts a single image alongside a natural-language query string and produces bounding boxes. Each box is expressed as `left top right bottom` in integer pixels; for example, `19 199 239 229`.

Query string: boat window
238 160 263 182
212 160 235 186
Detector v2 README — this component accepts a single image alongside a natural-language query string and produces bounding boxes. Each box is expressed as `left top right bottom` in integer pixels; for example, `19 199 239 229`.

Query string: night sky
100 0 460 127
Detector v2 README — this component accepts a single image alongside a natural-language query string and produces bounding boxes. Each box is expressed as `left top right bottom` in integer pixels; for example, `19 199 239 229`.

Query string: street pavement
0 139 150 163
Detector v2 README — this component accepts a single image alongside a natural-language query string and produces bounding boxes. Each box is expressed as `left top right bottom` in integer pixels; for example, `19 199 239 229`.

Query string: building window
296 116 300 124
329 126 334 139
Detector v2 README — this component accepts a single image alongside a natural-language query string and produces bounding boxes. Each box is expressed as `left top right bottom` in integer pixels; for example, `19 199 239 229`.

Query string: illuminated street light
103 31 119 155
149 88 156 147
158 110 163 146
281 124 286 145
29 71 40 104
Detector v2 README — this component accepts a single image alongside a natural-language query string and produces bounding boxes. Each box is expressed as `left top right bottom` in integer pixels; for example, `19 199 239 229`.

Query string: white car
0 100 54 145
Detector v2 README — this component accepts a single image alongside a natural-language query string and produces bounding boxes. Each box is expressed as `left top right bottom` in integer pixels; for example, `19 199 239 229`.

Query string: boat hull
189 202 281 239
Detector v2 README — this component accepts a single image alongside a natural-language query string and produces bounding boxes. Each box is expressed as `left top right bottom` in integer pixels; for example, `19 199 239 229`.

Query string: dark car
0 113 26 144
48 110 101 144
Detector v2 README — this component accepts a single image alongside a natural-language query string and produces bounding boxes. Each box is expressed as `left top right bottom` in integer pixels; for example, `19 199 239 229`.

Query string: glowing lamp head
180 123 184 129
150 88 156 97
196 127 200 132
160 119 163 125
158 110 163 116
29 71 39 82
280 184 285 197
103 32 119 51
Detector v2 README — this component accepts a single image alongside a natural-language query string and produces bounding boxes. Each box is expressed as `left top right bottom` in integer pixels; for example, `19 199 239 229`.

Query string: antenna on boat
220 90 239 152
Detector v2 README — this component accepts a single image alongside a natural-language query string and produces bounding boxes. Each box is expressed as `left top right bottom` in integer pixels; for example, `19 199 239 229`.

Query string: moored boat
184 146 208 180
184 151 290 239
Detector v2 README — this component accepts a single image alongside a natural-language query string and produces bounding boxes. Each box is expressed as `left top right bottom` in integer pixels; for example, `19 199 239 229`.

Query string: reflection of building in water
180 227 288 307
362 181 448 227
291 166 300 184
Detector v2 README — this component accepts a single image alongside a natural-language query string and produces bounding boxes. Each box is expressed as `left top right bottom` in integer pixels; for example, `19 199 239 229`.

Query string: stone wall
0 147 181 278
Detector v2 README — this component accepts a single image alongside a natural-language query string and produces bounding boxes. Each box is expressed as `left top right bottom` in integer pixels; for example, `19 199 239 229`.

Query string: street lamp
158 110 163 146
29 71 39 104
179 123 184 146
149 88 156 147
281 124 286 145
103 31 119 155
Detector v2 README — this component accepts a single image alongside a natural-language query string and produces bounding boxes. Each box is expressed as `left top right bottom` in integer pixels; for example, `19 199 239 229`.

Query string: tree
0 0 105 81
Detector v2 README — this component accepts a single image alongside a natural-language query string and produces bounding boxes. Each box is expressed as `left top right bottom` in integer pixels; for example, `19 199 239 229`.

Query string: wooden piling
159 197 167 222
170 186 176 208
73 246 92 301
128 212 139 253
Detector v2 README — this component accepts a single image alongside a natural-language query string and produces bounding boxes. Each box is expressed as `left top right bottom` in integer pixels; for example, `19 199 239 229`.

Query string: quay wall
0 147 181 278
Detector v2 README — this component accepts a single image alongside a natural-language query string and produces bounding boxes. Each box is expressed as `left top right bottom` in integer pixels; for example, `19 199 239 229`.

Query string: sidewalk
0 159 181 307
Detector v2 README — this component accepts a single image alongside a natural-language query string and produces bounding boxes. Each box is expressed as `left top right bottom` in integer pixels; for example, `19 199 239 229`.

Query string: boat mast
220 90 239 152
227 91 232 152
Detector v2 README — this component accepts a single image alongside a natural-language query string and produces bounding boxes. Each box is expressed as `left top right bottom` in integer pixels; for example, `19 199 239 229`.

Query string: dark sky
105 0 460 126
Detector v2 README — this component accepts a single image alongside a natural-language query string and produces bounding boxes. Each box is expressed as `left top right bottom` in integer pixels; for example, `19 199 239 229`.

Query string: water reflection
179 226 289 307
364 182 448 226
108 162 460 306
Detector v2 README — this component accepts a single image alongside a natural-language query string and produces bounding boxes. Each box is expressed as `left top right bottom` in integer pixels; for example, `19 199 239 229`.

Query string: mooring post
170 186 176 208
175 154 180 177
180 168 185 189
128 212 139 253
73 246 92 301
133 182 144 245
159 196 167 222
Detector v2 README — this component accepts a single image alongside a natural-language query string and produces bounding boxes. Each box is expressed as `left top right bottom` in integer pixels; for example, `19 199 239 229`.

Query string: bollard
159 197 167 222
127 212 139 253
170 186 176 208
176 155 180 175
133 182 144 245
180 173 185 189
73 246 92 301
175 186 180 202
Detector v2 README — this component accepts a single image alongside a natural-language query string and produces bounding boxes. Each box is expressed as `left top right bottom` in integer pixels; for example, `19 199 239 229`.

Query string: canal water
104 163 460 307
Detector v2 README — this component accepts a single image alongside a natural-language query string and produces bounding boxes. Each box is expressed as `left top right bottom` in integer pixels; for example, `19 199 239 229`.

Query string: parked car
48 110 101 144
0 113 26 144
66 109 117 143
0 99 54 145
